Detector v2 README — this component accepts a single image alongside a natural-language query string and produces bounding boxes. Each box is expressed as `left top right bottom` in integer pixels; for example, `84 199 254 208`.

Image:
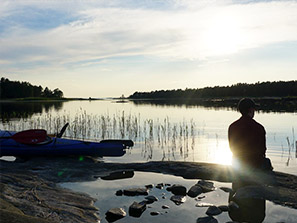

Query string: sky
0 0 297 98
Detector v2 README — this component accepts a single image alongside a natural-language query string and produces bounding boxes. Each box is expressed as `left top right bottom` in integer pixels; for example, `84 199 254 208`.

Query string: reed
1 109 199 160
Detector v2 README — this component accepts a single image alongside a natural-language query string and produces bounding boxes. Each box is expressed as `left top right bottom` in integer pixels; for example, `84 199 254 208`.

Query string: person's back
228 98 272 170
229 114 266 168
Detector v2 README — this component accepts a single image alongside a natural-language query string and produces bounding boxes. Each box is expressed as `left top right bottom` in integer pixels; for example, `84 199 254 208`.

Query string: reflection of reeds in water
1 110 197 161
285 128 296 165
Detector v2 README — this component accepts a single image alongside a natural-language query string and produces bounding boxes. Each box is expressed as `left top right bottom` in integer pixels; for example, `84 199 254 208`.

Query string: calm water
62 171 297 223
0 100 296 175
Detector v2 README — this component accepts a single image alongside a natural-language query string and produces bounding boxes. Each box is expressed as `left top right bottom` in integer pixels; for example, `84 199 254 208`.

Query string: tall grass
0 110 198 161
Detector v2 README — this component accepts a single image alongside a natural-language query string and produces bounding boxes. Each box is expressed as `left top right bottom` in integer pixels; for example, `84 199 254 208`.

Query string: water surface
1 100 296 175
62 171 297 223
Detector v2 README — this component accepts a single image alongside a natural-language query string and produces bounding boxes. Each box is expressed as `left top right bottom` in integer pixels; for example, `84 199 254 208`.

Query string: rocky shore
1 157 297 223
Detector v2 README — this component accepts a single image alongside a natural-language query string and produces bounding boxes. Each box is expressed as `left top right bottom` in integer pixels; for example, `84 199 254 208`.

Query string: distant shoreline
1 96 296 112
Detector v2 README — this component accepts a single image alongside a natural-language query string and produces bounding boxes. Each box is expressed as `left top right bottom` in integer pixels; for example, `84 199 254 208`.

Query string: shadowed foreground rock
1 157 297 222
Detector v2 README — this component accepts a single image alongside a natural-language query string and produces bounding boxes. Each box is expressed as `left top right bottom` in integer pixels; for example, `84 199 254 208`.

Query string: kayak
0 130 133 157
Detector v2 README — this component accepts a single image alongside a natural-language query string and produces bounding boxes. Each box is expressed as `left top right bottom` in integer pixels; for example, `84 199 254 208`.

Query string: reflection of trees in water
0 101 64 122
131 98 297 113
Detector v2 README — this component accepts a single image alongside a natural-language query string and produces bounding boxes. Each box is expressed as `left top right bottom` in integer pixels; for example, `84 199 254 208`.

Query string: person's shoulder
229 118 241 129
252 118 265 129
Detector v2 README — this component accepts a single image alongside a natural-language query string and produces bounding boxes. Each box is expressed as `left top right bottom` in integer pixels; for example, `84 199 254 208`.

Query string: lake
0 99 296 176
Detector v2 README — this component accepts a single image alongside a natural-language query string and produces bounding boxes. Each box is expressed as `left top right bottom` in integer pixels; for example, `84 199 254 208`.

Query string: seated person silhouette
228 98 273 190
228 98 273 223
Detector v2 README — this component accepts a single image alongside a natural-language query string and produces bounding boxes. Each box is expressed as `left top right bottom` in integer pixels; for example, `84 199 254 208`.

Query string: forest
129 81 297 99
0 77 64 99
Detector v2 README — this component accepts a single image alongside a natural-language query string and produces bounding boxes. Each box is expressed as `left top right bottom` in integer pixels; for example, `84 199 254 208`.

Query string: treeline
0 77 64 99
129 81 297 99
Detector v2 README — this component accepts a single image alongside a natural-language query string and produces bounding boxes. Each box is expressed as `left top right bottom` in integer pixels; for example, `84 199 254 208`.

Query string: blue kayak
0 130 133 157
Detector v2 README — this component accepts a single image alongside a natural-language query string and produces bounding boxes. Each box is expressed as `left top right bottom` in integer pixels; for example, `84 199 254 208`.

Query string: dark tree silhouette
129 81 297 99
0 77 64 99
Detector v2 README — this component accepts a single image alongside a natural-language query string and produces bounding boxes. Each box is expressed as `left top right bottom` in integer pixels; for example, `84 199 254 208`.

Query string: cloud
1 0 297 69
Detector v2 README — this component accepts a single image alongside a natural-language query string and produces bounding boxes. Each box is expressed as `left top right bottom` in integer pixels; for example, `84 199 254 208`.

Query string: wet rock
156 183 164 189
195 203 215 207
196 180 216 193
195 195 206 201
123 188 149 196
206 206 222 216
228 201 240 211
218 205 229 212
129 201 147 217
145 184 154 189
150 211 160 216
162 205 170 209
115 190 123 196
196 216 218 223
233 186 265 200
105 208 126 222
219 187 233 193
145 195 158 204
170 195 186 205
101 170 134 181
187 185 203 198
167 184 187 195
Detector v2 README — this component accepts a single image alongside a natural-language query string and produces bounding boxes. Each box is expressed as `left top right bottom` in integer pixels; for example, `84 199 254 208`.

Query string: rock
123 188 149 196
219 187 233 193
105 207 126 222
162 205 170 209
195 202 215 207
145 195 158 204
156 183 164 189
129 201 146 217
228 201 240 211
101 170 134 180
187 185 203 197
218 205 229 212
150 211 160 216
167 184 187 195
206 206 222 216
196 180 216 193
115 190 123 196
195 195 206 201
233 186 265 200
196 216 218 223
170 195 186 205
145 184 154 189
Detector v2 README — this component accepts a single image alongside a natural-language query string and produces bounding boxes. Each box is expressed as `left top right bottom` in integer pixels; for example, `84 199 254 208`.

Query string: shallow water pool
62 171 297 223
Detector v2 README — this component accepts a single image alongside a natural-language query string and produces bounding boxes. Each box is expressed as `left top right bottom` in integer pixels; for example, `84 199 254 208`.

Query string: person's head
237 98 259 117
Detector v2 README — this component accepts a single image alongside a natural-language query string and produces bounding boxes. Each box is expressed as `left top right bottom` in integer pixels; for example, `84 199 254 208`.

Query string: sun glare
204 14 244 56
213 142 233 165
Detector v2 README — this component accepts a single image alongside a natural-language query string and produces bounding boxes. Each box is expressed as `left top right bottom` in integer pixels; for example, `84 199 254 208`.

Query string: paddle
1 129 47 145
56 123 69 138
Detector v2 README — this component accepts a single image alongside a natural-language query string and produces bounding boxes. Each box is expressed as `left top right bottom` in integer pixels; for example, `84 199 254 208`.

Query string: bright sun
213 142 233 165
204 14 244 56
